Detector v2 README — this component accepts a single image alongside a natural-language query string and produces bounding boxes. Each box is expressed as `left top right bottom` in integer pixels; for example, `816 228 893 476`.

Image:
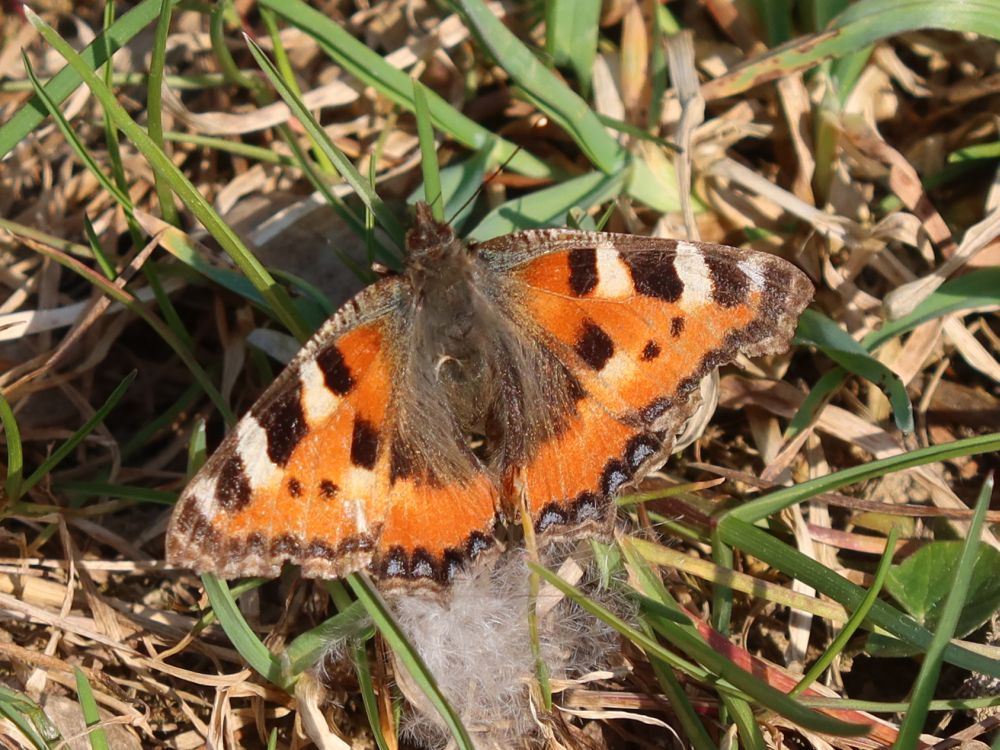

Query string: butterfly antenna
446 143 524 226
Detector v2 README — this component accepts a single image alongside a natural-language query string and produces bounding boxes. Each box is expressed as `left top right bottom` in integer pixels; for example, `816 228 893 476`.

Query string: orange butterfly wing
166 282 499 584
479 232 813 531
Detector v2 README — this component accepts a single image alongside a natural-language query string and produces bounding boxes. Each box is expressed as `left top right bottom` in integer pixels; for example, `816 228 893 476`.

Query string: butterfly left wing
167 280 500 583
478 231 813 533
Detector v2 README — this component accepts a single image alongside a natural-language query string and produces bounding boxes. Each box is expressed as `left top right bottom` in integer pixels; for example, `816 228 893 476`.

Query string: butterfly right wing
166 279 499 583
478 231 812 535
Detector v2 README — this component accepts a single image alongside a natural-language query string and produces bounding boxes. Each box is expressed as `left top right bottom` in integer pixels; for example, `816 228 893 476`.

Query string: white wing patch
236 417 282 491
300 359 341 422
672 244 713 307
595 244 633 298
738 257 767 292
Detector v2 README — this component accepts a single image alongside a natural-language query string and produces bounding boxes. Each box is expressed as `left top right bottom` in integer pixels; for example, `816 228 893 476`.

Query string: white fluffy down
387 549 624 749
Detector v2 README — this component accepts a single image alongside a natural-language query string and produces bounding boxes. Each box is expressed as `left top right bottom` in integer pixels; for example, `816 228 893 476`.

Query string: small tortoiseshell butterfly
167 203 813 587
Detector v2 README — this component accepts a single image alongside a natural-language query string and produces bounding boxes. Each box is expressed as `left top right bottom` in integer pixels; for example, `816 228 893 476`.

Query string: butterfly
166 202 813 587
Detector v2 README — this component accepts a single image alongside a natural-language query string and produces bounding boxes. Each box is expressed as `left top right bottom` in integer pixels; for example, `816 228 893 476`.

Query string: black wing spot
269 534 302 558
670 316 685 337
350 417 381 469
626 434 660 471
536 503 569 532
217 456 252 512
575 320 615 371
567 247 598 296
623 250 683 301
253 381 309 467
316 344 355 395
319 479 339 499
287 477 303 497
704 255 750 308
642 340 661 361
389 436 415 483
600 458 630 497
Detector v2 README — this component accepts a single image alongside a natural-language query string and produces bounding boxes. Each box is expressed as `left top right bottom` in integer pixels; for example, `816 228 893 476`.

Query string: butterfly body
167 203 813 587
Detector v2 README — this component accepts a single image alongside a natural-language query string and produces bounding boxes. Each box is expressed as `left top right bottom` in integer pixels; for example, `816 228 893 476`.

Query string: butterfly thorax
400 203 502 467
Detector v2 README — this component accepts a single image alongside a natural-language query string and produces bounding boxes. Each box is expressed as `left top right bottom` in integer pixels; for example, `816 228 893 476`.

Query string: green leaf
885 542 1000 638
469 170 625 240
796 309 914 433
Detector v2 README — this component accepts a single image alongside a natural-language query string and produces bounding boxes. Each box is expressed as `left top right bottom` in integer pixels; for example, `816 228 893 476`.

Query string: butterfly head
405 201 462 267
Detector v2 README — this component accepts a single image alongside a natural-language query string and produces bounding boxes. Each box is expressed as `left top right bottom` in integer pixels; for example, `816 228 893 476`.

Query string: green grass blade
242 33 405 249
545 0 602 95
73 667 110 750
81 215 117 279
783 367 845 441
21 52 131 209
532 564 868 736
10 230 234 425
25 8 311 344
718 518 1000 677
469 170 625 240
353 640 392 750
457 0 622 174
146 0 179 225
201 573 293 690
57 481 176 506
796 309 914 433
863 266 1000 350
791 527 899 696
728 433 1000 524
703 0 1000 100
620 541 733 750
752 0 795 45
788 266 1000 437
257 0 552 180
0 685 61 749
0 392 24 503
410 145 492 231
892 475 994 749
282 600 372 676
346 573 474 750
413 79 444 221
